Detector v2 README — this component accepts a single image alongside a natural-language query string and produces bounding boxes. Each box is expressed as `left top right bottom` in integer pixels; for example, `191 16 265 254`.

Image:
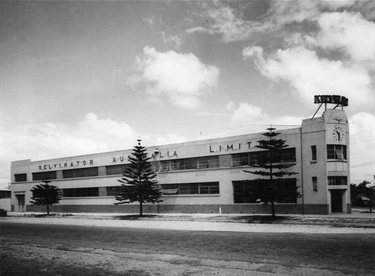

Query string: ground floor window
106 186 123 196
63 187 99 197
161 182 219 195
233 179 298 203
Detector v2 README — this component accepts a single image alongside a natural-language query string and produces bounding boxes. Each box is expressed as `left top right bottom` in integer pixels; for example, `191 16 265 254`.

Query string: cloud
311 12 375 62
186 4 271 42
265 0 358 25
349 112 375 185
225 100 235 112
187 0 363 42
161 32 183 49
129 47 220 109
243 45 373 111
0 114 187 188
230 102 303 131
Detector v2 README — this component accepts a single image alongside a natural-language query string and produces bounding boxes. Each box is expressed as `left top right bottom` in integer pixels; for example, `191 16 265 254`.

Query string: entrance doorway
330 190 343 212
16 194 25 212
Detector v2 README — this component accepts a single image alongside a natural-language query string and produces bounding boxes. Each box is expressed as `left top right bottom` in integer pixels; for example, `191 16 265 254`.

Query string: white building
10 106 350 215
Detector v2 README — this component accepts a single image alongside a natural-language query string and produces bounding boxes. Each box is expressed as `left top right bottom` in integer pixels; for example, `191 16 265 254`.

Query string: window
0 190 11 199
312 177 318 191
233 179 298 203
328 176 347 186
232 148 296 167
32 171 57 181
63 187 99 197
161 182 219 195
231 153 250 166
63 167 98 179
106 186 123 196
311 146 317 161
161 156 219 172
106 165 129 175
14 173 27 182
327 145 347 160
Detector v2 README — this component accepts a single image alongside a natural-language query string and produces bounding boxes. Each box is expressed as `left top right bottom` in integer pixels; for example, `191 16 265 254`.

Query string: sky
1 0 374 188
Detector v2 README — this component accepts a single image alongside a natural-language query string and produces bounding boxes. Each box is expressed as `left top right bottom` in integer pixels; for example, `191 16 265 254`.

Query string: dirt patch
85 214 375 228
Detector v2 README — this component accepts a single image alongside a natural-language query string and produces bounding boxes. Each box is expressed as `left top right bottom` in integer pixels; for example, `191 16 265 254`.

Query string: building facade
10 108 351 215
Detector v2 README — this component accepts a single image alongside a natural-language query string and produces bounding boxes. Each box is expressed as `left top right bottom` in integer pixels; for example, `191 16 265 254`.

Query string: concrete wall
26 203 328 214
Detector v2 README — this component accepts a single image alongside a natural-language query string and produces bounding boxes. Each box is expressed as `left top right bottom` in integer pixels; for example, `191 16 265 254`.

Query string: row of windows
16 165 127 182
37 176 347 199
161 182 219 195
13 145 347 182
59 183 219 198
160 148 297 172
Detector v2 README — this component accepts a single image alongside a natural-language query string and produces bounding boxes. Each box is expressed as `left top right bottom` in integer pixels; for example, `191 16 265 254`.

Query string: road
1 221 374 276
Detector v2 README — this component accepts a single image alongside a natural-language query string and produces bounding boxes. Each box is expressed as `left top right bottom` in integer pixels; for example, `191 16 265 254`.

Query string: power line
350 160 375 168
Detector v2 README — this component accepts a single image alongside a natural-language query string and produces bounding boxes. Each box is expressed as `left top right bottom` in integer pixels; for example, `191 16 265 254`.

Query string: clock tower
301 95 350 214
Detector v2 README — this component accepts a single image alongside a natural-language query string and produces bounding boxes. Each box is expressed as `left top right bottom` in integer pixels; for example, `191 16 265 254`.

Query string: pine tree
115 139 162 216
30 179 61 215
244 127 299 218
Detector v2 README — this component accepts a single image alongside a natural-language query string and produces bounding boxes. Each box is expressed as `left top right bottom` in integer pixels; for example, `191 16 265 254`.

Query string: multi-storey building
10 107 351 215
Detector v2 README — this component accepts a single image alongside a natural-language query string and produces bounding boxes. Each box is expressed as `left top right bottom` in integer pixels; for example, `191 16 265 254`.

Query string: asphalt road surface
1 221 374 276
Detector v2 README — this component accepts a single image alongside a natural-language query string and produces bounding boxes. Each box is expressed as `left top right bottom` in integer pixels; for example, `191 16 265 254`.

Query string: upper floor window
160 156 219 172
32 171 57 181
63 167 98 179
14 173 27 182
328 176 347 186
327 145 347 160
311 146 317 161
231 148 296 167
106 164 129 175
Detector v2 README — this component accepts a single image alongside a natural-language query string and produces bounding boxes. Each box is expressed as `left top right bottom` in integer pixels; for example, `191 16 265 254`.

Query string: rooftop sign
314 95 348 106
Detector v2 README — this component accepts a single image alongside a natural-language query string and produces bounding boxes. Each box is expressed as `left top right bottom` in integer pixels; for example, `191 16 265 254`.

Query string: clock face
332 126 344 142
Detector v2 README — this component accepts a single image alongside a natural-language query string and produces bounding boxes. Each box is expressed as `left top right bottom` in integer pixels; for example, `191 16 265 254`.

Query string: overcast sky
1 0 374 188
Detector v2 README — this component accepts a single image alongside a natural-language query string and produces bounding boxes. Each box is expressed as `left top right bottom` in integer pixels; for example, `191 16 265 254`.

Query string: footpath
2 211 375 234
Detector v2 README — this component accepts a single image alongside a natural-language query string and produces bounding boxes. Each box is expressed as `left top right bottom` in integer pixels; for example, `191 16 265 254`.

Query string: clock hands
335 130 341 141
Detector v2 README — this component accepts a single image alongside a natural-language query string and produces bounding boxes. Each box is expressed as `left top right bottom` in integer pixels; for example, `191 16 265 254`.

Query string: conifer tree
115 139 162 216
244 127 299 218
30 179 61 215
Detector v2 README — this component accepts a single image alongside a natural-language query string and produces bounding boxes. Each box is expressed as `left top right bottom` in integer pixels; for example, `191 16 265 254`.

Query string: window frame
328 176 347 186
311 145 317 161
14 173 27 182
161 182 220 195
327 145 347 160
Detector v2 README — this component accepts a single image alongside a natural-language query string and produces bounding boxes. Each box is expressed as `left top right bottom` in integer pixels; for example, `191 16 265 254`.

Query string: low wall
26 203 330 215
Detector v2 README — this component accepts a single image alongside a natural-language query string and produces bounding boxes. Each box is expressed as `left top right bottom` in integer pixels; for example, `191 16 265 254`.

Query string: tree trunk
46 204 50 215
139 179 143 217
271 201 276 218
